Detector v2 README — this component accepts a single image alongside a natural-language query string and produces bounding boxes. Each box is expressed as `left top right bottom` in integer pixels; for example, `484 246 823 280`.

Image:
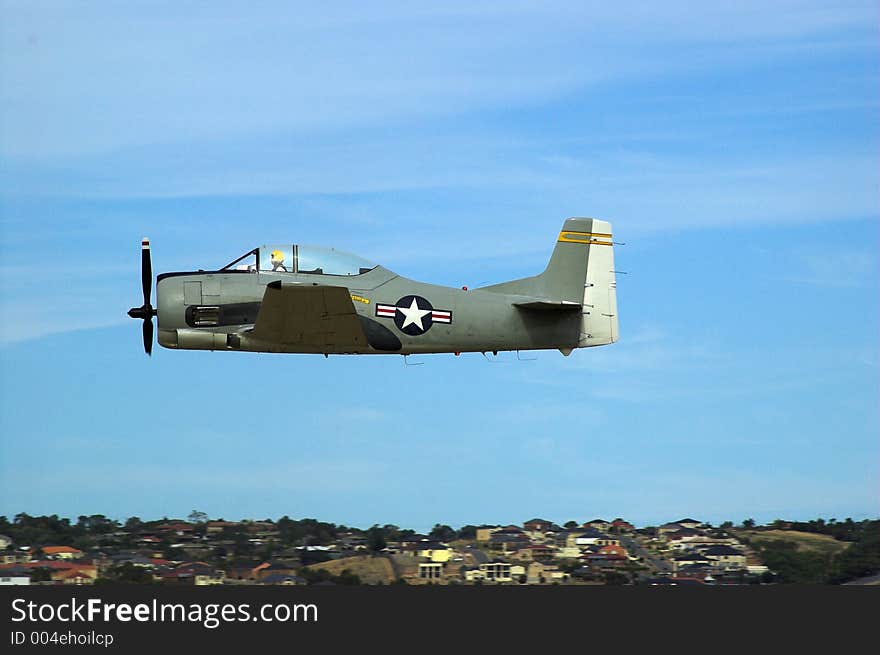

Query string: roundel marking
394 295 434 335
374 295 453 336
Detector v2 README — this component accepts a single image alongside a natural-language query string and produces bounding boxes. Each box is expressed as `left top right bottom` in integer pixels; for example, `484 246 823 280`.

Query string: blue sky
1 1 877 531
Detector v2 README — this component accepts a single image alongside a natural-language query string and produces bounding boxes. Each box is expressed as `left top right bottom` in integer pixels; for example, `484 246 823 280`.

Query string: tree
30 568 52 583
106 563 153 584
564 521 579 529
76 515 117 535
188 510 209 524
603 571 629 585
366 525 387 552
741 518 756 529
124 517 143 532
456 525 477 540
429 524 455 542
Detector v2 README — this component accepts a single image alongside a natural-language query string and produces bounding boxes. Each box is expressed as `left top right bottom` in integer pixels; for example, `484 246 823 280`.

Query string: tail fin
479 217 619 347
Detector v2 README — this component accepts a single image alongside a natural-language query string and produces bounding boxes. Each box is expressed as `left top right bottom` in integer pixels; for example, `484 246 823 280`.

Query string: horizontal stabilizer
513 299 582 311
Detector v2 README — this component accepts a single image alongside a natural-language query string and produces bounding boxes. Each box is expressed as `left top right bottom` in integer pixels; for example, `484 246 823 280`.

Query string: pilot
270 249 288 272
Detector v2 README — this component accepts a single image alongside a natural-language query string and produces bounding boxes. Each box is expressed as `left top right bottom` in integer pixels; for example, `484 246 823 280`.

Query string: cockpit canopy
221 245 377 276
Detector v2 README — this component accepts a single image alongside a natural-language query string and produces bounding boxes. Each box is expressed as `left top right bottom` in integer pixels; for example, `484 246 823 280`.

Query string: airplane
127 217 619 357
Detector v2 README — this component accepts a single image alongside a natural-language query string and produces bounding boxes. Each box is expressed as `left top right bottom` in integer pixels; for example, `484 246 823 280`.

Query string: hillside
736 530 850 555
305 555 397 585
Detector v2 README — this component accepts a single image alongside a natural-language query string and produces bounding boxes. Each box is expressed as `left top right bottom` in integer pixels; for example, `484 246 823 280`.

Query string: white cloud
2 1 876 158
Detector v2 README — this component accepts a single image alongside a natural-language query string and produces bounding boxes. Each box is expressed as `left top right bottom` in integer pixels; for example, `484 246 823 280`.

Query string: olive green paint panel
249 282 369 351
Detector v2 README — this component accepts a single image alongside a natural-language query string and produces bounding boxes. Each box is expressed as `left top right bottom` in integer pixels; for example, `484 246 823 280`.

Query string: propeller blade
143 318 153 356
141 237 152 308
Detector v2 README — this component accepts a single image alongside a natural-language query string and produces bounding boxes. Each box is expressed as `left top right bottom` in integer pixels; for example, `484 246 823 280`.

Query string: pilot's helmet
270 249 285 265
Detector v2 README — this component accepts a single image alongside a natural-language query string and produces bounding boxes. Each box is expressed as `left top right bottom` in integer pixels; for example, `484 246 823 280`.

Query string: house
52 567 97 585
523 518 554 532
0 565 30 585
572 527 605 547
583 553 627 569
667 575 708 585
255 561 298 580
610 519 635 533
0 535 12 549
665 529 702 546
673 553 711 571
162 562 224 585
260 573 304 585
658 522 689 536
584 519 610 530
495 525 527 537
511 544 555 561
598 544 627 558
155 522 195 538
241 521 278 536
41 546 83 560
479 561 513 583
1 552 27 565
526 561 570 584
702 546 746 570
226 564 259 581
398 534 430 546
648 576 704 586
675 518 704 530
475 526 498 543
205 521 240 534
488 531 530 554
107 553 154 567
338 536 368 551
551 529 590 548
413 542 452 563
555 546 583 559
510 564 526 581
417 562 444 581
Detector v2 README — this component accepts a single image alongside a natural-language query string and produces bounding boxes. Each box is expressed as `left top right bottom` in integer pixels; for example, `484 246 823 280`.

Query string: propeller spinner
127 237 157 355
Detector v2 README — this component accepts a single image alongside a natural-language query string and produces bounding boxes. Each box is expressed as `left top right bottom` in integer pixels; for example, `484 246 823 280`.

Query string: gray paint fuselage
155 266 581 355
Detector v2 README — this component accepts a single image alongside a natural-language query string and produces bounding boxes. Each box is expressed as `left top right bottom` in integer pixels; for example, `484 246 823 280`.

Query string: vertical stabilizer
478 217 619 348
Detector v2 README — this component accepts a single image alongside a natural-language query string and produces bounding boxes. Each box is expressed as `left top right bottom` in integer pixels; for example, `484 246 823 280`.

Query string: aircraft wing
249 281 368 350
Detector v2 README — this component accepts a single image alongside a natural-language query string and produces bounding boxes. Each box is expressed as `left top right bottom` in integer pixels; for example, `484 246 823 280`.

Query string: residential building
41 546 83 560
584 519 610 530
0 565 30 585
479 561 512 583
413 542 452 563
703 546 746 570
255 561 298 580
523 518 554 532
556 546 582 559
260 573 304 585
610 519 635 533
475 526 498 543
52 567 97 585
673 553 711 571
418 562 443 580
675 518 705 530
162 562 224 585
